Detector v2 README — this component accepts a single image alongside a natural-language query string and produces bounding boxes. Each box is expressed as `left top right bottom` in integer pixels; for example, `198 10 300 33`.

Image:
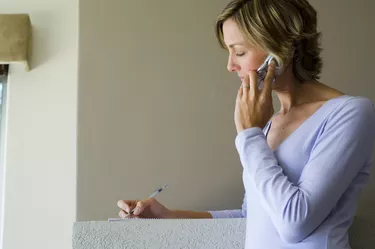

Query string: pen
127 184 168 216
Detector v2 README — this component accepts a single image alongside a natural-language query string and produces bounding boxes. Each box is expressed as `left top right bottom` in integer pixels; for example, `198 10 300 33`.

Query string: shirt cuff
208 209 243 219
235 127 264 150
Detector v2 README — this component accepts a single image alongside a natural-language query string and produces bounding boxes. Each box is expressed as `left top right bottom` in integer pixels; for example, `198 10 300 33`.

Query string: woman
117 0 375 248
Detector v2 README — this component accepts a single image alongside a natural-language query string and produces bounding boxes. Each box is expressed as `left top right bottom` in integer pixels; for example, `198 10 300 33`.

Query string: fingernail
125 208 130 213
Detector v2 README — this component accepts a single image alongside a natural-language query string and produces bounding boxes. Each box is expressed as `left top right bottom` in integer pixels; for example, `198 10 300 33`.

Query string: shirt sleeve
234 98 375 243
208 192 247 218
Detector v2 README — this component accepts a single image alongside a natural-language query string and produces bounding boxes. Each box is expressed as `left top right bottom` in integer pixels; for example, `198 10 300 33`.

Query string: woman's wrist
167 210 212 219
164 209 177 219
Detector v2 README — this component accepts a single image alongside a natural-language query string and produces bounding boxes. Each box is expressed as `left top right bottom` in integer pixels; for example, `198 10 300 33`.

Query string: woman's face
222 18 268 82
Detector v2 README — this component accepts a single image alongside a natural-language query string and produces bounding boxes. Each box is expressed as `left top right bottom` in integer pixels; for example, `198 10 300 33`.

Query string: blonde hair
216 0 323 81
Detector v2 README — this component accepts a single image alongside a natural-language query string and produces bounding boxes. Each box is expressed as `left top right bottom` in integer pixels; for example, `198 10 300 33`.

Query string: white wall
0 1 78 249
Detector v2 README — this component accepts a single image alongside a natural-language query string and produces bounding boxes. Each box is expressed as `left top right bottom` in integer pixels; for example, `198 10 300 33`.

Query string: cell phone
256 55 282 89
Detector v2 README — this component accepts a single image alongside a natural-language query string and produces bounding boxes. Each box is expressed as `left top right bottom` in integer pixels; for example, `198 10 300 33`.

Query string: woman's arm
167 210 213 219
235 98 375 243
208 193 247 218
168 193 247 219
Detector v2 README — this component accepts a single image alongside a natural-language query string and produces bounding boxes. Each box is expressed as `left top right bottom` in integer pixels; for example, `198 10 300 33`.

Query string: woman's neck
272 64 314 114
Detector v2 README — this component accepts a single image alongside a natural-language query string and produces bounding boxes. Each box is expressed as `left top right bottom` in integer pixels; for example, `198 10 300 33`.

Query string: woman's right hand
117 198 172 219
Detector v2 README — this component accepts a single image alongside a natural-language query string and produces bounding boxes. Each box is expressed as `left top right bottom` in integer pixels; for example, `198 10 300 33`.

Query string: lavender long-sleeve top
209 95 375 249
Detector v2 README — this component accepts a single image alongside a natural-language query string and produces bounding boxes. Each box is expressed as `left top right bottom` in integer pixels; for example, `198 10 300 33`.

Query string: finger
119 209 128 218
248 71 258 98
117 200 137 214
117 200 137 213
117 200 131 213
237 84 243 100
119 210 139 219
242 76 249 99
127 215 140 219
132 199 152 216
262 60 276 98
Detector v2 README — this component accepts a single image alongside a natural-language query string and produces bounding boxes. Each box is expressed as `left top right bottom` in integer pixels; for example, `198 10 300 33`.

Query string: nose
227 56 239 72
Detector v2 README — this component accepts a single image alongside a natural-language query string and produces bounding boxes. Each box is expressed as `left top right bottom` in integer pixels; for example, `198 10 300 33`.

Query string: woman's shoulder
323 95 375 131
307 83 374 115
326 95 374 117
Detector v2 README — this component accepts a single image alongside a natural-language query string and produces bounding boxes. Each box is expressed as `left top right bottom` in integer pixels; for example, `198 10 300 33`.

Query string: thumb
132 200 152 216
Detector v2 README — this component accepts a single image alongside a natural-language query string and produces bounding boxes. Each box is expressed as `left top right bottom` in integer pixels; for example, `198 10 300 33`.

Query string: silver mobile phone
256 55 282 88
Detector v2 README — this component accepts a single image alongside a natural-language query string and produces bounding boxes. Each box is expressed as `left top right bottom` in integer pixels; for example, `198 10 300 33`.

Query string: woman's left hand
235 62 276 133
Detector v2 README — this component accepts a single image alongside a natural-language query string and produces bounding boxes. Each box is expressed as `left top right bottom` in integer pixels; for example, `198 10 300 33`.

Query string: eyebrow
228 42 245 48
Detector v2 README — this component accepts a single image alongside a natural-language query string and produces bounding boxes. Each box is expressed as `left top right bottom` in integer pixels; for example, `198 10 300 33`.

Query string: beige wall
77 0 375 221
1 0 373 247
311 0 375 214
77 0 240 221
1 1 78 249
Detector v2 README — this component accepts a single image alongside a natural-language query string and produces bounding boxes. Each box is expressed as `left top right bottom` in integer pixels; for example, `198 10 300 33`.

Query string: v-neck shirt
209 95 375 249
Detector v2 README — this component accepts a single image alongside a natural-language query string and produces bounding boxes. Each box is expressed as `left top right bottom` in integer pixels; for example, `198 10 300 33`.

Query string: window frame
0 65 8 249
